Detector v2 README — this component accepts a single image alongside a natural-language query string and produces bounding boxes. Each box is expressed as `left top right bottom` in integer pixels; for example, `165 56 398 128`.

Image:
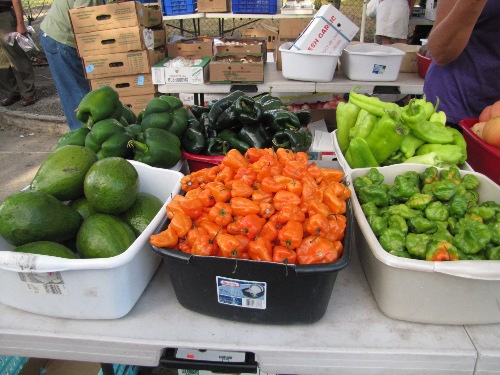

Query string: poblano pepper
189 104 209 120
262 109 301 132
258 93 283 112
218 129 251 154
182 116 206 154
272 127 313 153
234 96 262 125
56 127 90 149
238 124 272 149
207 91 245 125
364 112 409 165
294 109 312 126
140 96 189 138
128 128 181 169
84 118 132 160
76 86 123 128
206 138 229 156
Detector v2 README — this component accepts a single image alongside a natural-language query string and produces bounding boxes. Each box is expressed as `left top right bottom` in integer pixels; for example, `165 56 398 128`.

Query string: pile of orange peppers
150 148 351 265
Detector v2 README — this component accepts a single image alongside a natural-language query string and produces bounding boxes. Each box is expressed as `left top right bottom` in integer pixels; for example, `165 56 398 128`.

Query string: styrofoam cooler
349 164 500 325
340 44 405 81
0 160 183 319
279 42 340 82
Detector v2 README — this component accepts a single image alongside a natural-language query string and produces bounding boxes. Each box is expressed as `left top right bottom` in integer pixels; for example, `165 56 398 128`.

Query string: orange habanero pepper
179 197 204 219
169 211 192 238
273 190 301 211
208 202 233 227
275 204 305 224
278 220 303 250
150 226 178 248
227 213 266 240
259 202 275 219
230 197 260 216
248 237 273 262
272 245 297 265
190 234 215 256
323 187 347 214
260 176 286 193
216 233 245 258
206 181 231 203
215 166 235 184
305 213 330 238
223 149 249 171
198 188 216 208
233 167 257 185
251 183 273 203
296 236 343 264
230 179 254 198
325 216 347 242
181 174 199 192
244 148 272 163
187 226 209 246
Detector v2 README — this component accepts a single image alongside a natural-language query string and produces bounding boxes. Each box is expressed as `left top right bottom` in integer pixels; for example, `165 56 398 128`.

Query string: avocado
68 196 98 220
76 213 136 259
0 190 83 246
14 241 77 259
120 192 163 236
84 157 139 214
31 145 98 201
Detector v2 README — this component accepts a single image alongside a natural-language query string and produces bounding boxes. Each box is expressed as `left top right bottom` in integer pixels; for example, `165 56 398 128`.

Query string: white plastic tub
279 42 340 83
340 44 405 81
349 164 500 325
0 160 183 319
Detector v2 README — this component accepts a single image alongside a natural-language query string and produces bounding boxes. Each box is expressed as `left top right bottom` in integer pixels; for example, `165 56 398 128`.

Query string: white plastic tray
349 164 500 324
340 43 405 82
279 42 340 83
0 160 183 319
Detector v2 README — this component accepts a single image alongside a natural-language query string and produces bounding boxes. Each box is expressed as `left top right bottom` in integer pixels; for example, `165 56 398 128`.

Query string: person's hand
17 23 28 36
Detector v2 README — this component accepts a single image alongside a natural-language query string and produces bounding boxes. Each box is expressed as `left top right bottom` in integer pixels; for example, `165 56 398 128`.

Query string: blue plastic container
162 0 197 15
232 0 277 14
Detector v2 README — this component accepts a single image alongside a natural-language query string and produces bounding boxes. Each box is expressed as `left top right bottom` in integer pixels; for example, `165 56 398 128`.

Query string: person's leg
0 10 36 101
0 66 21 102
39 29 90 130
380 36 392 45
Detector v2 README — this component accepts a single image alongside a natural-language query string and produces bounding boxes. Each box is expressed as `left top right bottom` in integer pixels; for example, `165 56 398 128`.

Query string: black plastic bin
151 201 352 325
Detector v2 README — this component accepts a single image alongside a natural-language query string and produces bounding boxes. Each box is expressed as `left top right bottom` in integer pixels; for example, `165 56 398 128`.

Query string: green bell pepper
84 118 132 160
272 127 313 153
140 96 189 138
76 86 123 128
129 128 181 169
56 127 90 149
121 104 137 126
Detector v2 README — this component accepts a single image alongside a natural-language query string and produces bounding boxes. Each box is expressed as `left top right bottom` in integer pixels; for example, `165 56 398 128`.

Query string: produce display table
2 188 498 375
157 62 425 97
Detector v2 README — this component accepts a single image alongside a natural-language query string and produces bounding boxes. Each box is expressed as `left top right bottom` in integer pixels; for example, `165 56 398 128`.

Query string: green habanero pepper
389 175 421 203
368 215 388 237
425 201 450 221
182 116 206 154
357 185 390 207
430 179 458 201
76 85 122 128
84 118 133 160
461 174 479 190
364 112 409 165
56 127 91 149
385 204 422 219
218 129 251 154
336 101 361 153
426 241 460 261
486 246 500 260
406 193 433 211
379 228 407 253
407 216 438 234
129 128 181 169
388 214 409 234
452 217 491 254
419 166 439 185
362 202 379 217
405 233 432 259
272 127 313 153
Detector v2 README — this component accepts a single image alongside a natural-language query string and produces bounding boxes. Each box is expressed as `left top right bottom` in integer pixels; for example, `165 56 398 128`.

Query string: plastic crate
232 0 277 14
0 356 29 375
151 201 352 325
161 0 196 16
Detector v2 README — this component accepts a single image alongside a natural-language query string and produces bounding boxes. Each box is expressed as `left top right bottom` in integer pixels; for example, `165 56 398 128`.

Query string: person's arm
11 0 27 35
408 0 416 14
426 0 487 66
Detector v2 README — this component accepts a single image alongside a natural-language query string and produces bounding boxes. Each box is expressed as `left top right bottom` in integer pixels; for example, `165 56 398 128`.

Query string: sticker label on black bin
216 276 266 309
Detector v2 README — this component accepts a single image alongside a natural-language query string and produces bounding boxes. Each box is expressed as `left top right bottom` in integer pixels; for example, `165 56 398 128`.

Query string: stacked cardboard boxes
275 18 311 71
69 1 166 115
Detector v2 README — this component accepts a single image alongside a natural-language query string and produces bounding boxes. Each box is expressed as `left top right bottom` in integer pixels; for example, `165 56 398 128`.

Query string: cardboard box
75 26 165 58
19 359 101 375
425 0 437 21
391 43 420 73
90 73 156 96
242 28 278 51
121 93 156 115
152 57 210 85
83 48 165 79
215 37 267 61
209 54 264 83
197 0 230 13
69 1 162 34
167 37 214 59
292 4 359 54
278 18 311 38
